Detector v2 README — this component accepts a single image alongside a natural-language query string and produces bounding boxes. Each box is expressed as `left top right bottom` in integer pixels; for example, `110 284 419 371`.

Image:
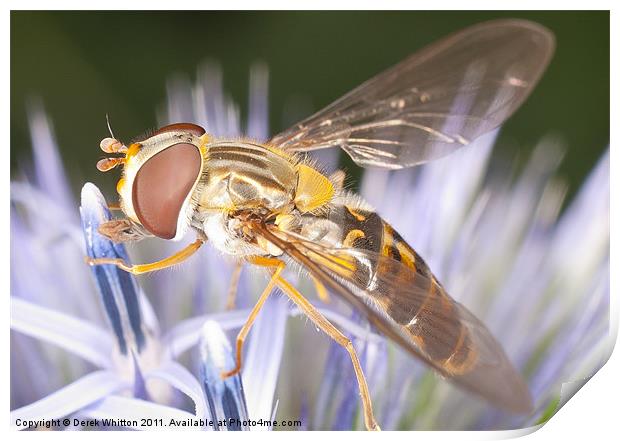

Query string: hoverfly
88 19 555 430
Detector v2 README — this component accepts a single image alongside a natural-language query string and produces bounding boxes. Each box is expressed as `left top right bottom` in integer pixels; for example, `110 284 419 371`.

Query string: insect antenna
99 114 128 155
106 113 116 139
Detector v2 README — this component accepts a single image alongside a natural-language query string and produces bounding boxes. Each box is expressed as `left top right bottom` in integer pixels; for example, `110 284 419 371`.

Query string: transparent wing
270 19 554 169
255 224 533 413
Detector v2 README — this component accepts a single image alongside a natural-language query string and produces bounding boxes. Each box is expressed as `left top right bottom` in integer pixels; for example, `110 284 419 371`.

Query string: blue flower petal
199 320 249 431
80 183 145 354
11 370 129 429
27 101 74 212
247 63 269 140
242 294 288 427
79 396 198 430
11 297 113 368
162 308 251 359
131 351 150 401
146 361 208 420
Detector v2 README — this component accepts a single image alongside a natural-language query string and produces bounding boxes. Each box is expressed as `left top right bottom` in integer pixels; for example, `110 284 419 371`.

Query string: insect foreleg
221 256 285 379
225 262 244 310
85 238 204 275
98 218 151 243
106 202 123 211
275 276 380 431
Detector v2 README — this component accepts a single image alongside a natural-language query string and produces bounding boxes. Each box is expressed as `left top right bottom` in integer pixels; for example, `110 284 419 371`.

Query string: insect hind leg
310 274 331 303
275 276 380 431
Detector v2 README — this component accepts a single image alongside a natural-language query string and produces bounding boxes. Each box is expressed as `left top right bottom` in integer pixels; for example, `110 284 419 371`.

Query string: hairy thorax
191 140 336 258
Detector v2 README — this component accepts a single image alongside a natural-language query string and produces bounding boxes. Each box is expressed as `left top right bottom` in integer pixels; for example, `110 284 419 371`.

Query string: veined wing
254 223 533 413
270 19 554 169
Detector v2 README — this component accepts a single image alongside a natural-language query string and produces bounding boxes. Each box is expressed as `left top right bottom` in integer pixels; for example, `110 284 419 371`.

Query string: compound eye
132 143 201 239
151 123 206 138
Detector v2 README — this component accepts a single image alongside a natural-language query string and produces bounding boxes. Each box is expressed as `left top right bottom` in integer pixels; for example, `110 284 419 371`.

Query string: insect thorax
196 140 298 214
191 140 336 257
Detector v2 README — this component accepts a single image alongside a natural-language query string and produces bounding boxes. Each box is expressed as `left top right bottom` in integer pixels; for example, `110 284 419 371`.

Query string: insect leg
220 256 285 379
85 238 204 275
275 276 380 431
225 262 243 310
310 274 331 303
107 202 122 211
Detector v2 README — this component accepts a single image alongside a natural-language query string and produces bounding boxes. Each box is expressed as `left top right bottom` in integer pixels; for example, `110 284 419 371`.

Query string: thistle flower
10 63 609 431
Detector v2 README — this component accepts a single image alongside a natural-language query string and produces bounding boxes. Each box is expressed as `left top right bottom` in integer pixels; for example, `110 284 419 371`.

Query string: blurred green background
11 11 609 200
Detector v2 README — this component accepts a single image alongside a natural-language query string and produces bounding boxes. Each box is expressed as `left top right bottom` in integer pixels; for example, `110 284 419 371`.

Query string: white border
5 3 616 440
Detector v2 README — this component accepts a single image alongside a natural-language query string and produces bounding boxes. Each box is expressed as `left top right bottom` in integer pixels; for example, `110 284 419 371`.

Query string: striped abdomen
329 204 476 374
